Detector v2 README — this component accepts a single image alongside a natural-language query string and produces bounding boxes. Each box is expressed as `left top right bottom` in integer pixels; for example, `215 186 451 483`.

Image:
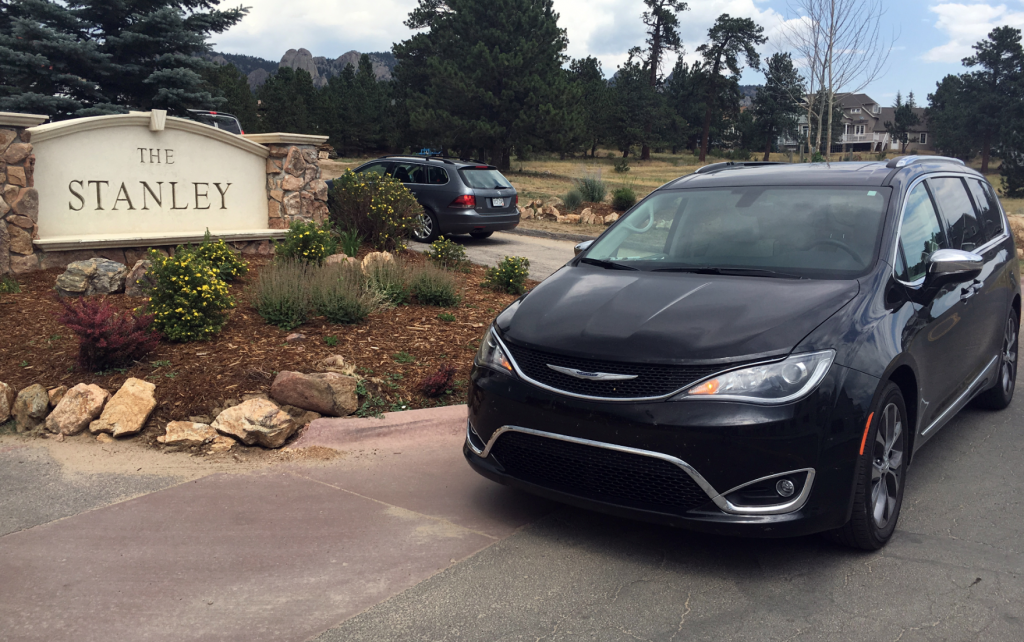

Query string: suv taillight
514 194 519 205
450 194 476 209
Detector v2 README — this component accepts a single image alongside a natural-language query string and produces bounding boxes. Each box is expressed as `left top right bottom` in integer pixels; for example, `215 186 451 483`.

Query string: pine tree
634 0 688 160
961 26 1024 173
394 0 570 169
568 57 611 157
884 91 921 154
203 61 258 132
927 74 979 161
256 67 320 134
751 52 804 160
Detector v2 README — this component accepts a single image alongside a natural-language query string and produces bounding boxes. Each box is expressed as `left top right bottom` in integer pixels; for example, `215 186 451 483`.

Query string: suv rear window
459 168 512 189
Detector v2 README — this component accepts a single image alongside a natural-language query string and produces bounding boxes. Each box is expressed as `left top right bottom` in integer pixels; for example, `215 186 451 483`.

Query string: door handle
960 280 982 302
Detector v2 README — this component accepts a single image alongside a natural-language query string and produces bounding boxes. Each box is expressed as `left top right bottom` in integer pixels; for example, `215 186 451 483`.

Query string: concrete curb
505 227 597 243
293 404 468 450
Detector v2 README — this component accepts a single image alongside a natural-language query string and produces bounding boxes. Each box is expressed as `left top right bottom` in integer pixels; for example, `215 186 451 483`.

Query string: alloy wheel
871 402 904 530
1001 316 1017 395
413 213 433 240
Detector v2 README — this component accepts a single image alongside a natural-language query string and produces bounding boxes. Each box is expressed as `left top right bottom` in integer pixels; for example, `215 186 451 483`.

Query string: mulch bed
0 249 528 446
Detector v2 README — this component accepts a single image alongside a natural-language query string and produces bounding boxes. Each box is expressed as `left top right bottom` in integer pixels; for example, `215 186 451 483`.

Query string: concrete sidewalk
0 405 550 642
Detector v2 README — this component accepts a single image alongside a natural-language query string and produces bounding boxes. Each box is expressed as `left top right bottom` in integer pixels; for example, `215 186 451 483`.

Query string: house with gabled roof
779 93 932 154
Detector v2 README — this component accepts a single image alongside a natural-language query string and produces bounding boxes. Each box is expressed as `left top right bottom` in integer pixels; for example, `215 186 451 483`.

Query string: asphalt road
313 401 1024 642
411 231 578 281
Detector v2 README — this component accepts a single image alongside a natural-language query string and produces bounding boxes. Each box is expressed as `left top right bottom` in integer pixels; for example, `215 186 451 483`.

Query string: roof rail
382 154 456 165
694 161 786 175
885 155 966 169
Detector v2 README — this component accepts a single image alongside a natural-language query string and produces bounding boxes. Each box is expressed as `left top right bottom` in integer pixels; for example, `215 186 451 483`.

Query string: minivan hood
498 266 860 362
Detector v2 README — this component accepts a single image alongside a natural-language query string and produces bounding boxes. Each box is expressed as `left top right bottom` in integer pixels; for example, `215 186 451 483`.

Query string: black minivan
465 157 1020 550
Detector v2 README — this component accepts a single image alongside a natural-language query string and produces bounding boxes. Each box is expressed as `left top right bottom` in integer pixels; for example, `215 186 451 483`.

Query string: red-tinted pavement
0 405 551 642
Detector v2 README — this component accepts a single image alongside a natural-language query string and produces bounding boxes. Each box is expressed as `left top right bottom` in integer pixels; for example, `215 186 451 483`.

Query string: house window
919 132 927 145
873 105 880 114
854 125 866 135
851 108 861 113
802 126 809 135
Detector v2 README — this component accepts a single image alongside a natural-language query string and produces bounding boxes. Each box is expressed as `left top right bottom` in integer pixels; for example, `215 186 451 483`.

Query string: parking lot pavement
313 403 1024 642
410 232 577 280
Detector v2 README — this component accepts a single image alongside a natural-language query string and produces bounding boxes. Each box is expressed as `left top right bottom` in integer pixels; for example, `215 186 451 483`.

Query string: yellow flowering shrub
483 256 530 295
145 247 235 342
274 220 337 265
328 170 421 252
193 229 248 281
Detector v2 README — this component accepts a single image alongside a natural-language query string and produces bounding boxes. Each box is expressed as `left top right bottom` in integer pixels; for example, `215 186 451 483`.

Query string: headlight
677 350 835 404
474 326 515 376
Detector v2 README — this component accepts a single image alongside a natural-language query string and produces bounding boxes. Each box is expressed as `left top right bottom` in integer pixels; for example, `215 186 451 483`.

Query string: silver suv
352 155 520 242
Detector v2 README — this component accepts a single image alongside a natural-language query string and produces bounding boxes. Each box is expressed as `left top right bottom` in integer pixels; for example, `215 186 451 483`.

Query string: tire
829 382 908 550
469 230 494 239
411 209 440 243
973 309 1018 410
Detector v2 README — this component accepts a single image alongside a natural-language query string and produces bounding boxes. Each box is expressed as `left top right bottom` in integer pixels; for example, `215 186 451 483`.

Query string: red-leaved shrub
56 297 161 372
418 363 457 398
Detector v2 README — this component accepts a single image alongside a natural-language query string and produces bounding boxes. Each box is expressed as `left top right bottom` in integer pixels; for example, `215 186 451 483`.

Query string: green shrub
337 227 362 257
248 260 312 330
274 219 337 265
612 187 637 211
573 173 606 203
561 188 584 212
146 247 235 341
483 256 530 295
437 312 456 322
0 276 20 294
328 170 422 251
192 230 248 281
364 256 410 306
411 265 461 307
311 262 379 324
425 237 467 270
613 158 631 173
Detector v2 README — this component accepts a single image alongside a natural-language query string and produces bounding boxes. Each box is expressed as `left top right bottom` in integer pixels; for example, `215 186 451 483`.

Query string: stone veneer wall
0 121 41 276
265 143 329 229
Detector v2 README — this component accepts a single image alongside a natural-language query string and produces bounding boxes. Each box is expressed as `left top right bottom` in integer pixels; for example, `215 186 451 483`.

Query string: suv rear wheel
973 308 1018 410
412 209 440 243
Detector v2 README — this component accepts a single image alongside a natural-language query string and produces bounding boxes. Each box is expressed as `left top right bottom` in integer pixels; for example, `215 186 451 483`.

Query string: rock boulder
124 259 153 297
89 378 156 437
55 258 128 297
47 386 68 408
269 371 359 417
45 384 110 435
13 384 49 433
0 382 15 424
212 398 298 448
157 421 218 446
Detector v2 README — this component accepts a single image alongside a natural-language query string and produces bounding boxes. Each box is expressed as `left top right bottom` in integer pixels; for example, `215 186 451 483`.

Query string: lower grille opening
490 431 712 514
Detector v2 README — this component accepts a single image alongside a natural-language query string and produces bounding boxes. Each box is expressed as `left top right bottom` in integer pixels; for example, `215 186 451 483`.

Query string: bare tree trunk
641 142 651 160
763 127 773 161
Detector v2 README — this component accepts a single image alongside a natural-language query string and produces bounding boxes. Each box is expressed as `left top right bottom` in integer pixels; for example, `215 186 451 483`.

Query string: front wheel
411 209 440 243
828 382 908 550
973 309 1018 410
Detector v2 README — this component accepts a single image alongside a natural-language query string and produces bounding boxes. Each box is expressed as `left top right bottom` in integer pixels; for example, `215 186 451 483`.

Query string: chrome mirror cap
928 248 984 275
574 240 594 257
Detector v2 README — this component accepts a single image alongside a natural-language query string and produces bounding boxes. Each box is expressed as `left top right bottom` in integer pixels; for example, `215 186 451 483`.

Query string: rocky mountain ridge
209 49 395 90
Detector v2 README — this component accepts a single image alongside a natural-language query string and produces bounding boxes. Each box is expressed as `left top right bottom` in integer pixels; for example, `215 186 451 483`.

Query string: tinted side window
357 162 389 177
929 177 984 250
897 182 947 282
427 166 449 184
392 163 427 184
967 179 1004 242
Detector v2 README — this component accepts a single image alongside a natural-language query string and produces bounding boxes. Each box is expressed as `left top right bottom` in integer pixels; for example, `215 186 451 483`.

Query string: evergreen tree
751 52 804 160
568 57 611 157
884 91 921 154
609 54 661 157
661 59 704 153
257 67 320 134
961 26 1024 172
697 14 766 161
324 54 395 153
634 0 688 160
393 0 570 169
203 61 258 132
927 74 977 161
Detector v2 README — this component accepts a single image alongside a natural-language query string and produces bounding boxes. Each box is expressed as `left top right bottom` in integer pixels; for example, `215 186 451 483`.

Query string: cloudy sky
214 0 1024 105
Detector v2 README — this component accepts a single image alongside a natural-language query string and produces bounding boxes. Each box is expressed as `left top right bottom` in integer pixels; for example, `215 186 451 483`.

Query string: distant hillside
210 48 395 90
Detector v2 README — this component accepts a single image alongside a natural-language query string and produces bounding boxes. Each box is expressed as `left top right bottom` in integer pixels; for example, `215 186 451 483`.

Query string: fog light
776 479 796 498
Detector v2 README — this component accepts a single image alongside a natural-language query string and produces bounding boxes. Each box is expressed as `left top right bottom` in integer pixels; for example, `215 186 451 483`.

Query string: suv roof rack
693 161 785 174
885 155 966 169
382 154 457 165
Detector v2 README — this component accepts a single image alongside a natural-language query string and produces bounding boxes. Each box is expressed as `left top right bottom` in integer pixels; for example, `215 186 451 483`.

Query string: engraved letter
165 149 174 165
193 183 210 210
213 182 232 210
69 180 85 211
87 180 109 210
169 182 188 210
141 182 163 210
150 148 161 164
112 182 136 210
138 148 147 163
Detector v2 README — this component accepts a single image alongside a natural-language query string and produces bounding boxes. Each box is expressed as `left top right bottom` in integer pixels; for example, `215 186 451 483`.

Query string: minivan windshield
583 186 891 279
460 168 513 189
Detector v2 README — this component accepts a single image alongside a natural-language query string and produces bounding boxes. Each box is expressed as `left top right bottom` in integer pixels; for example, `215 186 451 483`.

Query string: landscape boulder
269 371 359 417
604 213 620 224
47 386 68 408
361 251 394 273
212 398 298 448
89 378 157 437
124 259 153 297
560 214 581 224
580 208 593 224
157 421 218 447
0 382 15 424
55 258 128 297
12 384 49 433
45 384 110 435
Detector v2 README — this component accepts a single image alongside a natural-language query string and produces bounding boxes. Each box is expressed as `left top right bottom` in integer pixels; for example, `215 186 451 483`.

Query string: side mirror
927 248 983 280
574 240 593 257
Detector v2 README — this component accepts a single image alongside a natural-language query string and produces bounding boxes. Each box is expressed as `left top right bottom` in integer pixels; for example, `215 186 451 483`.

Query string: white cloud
922 3 1024 62
215 0 783 78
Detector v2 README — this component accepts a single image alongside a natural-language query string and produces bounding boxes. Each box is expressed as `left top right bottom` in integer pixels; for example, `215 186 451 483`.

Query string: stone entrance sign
0 110 328 275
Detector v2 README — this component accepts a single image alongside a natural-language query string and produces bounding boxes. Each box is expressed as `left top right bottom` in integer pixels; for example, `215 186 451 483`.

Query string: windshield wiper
652 266 805 279
580 257 640 271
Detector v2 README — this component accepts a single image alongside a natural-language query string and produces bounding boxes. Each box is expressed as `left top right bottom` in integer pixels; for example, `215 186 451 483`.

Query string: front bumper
438 210 520 235
466 362 880 537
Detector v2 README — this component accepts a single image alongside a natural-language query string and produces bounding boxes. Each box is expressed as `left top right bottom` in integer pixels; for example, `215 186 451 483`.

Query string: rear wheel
973 309 1018 410
829 382 907 550
411 209 440 243
469 230 494 239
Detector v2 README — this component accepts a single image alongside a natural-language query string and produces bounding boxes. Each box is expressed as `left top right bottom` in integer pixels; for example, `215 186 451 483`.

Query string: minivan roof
663 159 978 190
